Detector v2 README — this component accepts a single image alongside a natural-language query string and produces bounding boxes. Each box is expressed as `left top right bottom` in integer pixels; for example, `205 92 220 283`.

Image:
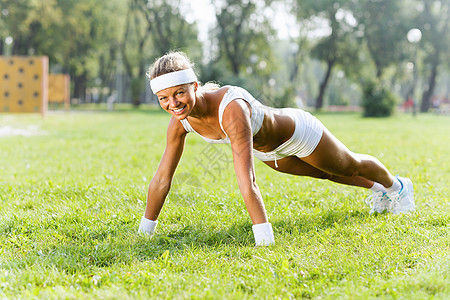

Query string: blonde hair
147 51 220 94
147 51 192 79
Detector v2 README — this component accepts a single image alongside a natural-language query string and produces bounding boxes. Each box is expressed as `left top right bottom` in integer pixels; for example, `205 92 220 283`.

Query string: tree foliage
416 0 450 112
120 0 200 106
362 79 398 117
213 0 276 77
291 0 361 109
0 0 448 113
353 0 411 79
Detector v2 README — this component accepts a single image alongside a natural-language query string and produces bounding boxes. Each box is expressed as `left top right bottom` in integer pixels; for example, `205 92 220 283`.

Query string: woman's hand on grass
138 216 158 236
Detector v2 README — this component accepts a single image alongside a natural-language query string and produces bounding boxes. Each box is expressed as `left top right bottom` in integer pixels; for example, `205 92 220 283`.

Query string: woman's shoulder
167 116 188 136
213 85 233 93
204 85 232 101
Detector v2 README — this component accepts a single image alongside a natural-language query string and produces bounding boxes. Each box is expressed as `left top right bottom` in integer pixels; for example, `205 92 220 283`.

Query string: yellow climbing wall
49 74 70 109
0 56 48 114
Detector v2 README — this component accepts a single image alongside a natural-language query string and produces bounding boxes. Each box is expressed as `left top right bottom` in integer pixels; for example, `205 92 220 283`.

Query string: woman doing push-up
138 51 415 246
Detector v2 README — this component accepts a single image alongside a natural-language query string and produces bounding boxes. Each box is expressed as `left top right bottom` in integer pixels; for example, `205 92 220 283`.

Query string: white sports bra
180 86 264 144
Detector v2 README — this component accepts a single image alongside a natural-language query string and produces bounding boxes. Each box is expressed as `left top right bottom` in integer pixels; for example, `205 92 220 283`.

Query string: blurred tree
208 0 282 107
56 0 125 102
291 0 360 110
353 0 410 79
362 79 398 117
121 0 200 106
0 0 126 102
143 0 200 56
0 0 61 57
212 0 275 77
90 0 125 103
417 0 450 112
121 0 153 107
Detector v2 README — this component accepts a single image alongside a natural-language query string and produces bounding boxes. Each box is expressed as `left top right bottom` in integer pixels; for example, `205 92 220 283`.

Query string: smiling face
156 82 198 119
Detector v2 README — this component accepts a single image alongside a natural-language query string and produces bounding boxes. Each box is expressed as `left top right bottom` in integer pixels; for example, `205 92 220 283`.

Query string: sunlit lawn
0 108 449 299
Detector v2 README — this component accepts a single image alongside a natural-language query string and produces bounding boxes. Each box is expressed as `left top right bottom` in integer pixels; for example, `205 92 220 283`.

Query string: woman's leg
300 127 395 188
263 156 375 188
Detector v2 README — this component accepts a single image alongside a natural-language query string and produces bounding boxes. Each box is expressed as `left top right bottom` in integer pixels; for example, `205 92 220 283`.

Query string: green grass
0 109 449 299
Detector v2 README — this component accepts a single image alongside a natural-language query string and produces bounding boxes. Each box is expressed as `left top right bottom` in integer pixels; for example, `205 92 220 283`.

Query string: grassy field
0 109 449 299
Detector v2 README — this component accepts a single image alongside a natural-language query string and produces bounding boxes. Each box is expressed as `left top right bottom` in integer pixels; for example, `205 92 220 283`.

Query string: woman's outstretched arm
222 100 268 224
222 99 274 246
144 117 187 221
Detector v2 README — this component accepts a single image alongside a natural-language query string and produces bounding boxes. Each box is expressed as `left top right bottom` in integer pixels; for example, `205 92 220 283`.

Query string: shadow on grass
2 221 255 273
2 209 383 273
272 208 374 235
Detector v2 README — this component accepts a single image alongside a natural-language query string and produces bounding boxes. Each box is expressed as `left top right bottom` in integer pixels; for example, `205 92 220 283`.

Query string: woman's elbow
150 176 172 193
237 177 259 196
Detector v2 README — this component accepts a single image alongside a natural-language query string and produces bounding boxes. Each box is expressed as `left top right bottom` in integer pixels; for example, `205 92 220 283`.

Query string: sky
185 0 216 41
185 0 301 41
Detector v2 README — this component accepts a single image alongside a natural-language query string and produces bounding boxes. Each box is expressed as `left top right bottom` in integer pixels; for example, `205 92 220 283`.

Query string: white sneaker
387 177 415 214
366 190 390 214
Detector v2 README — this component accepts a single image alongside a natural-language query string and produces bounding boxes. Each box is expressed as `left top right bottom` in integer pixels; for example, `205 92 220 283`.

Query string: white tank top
180 86 264 144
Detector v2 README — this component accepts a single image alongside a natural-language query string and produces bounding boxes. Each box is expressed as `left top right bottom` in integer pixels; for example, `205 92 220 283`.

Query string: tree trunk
289 48 301 83
421 51 439 112
231 60 240 75
316 59 334 110
73 73 87 103
131 78 144 107
375 65 382 79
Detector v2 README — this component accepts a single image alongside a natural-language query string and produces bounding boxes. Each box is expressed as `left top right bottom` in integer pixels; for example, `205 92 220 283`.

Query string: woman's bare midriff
252 106 295 152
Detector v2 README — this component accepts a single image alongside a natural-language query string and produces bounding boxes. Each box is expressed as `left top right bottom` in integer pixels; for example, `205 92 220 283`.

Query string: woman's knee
335 154 362 177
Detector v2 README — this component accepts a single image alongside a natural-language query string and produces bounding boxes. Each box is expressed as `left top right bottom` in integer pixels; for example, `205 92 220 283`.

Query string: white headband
149 69 197 94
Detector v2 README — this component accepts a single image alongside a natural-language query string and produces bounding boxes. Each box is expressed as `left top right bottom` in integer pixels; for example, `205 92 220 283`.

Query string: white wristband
252 222 275 246
138 216 158 235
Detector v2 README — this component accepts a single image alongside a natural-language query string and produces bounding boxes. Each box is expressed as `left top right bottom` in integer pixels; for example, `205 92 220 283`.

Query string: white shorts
253 108 324 163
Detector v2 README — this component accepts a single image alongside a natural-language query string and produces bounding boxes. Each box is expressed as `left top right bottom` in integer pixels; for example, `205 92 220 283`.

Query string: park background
0 0 449 114
0 0 449 299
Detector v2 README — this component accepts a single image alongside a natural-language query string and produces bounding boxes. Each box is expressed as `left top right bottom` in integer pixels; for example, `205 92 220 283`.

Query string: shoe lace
387 193 401 212
365 190 385 206
364 194 375 207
